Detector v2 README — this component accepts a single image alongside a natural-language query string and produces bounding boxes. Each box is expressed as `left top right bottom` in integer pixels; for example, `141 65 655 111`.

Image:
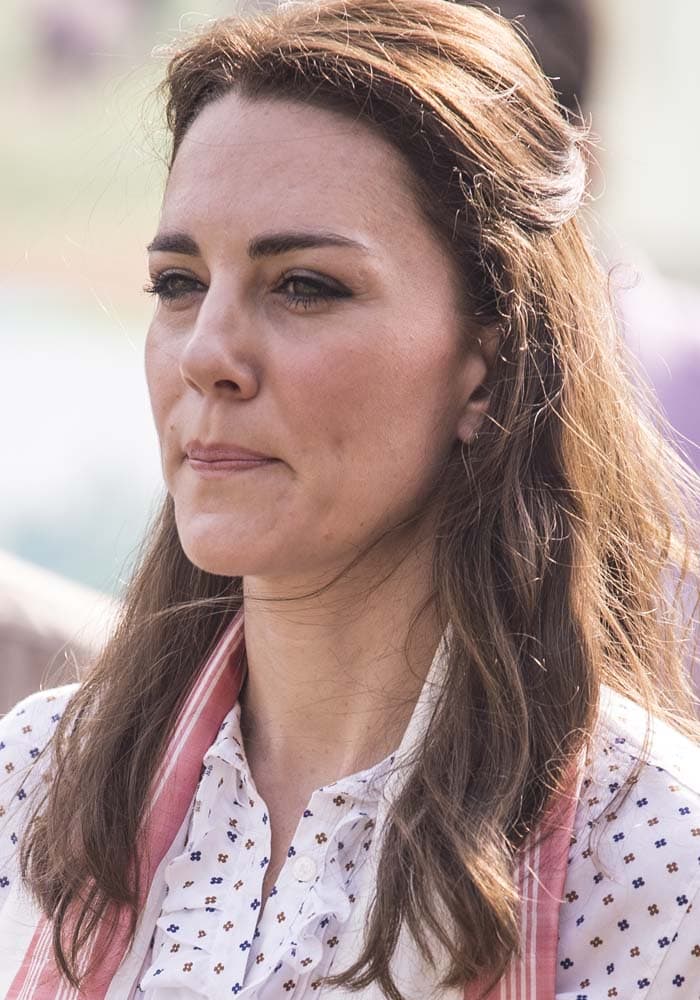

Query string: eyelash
143 271 350 311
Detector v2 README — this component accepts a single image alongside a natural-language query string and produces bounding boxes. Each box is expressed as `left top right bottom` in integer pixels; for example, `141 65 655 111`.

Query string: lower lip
187 457 278 478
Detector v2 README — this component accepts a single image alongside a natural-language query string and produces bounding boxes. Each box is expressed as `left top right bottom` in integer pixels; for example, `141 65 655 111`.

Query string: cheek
290 328 457 475
144 328 178 427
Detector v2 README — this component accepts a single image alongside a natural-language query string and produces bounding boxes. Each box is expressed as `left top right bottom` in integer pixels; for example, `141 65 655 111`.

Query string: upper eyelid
148 266 349 290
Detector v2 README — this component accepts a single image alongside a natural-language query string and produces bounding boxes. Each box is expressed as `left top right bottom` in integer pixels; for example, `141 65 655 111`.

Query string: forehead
161 93 426 245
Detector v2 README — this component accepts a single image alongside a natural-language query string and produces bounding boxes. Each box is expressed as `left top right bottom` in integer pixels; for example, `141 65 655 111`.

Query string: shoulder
0 683 79 771
0 685 79 895
556 688 700 998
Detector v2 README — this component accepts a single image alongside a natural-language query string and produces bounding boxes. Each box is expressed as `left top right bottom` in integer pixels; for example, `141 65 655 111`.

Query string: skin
145 93 492 900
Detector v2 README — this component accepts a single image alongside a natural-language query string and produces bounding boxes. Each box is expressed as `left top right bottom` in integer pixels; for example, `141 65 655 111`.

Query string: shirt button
292 856 317 882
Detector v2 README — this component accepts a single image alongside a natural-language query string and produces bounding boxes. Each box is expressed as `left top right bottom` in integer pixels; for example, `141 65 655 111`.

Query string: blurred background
1 0 698 706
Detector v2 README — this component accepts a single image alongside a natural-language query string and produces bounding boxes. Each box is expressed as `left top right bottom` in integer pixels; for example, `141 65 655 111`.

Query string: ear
456 382 491 443
455 325 498 444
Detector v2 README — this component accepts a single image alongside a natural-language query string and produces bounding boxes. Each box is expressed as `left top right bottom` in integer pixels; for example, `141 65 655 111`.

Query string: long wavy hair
21 2 699 997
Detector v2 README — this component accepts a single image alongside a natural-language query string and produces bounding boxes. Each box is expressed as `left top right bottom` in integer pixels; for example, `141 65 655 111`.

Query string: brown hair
21 2 699 997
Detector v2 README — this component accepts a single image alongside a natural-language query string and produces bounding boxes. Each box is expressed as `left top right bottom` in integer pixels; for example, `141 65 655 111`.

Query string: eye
144 271 206 304
276 273 351 311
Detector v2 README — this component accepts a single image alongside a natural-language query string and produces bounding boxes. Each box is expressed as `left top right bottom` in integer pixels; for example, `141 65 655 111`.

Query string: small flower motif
673 975 686 987
255 953 265 964
648 904 660 915
624 853 635 864
189 851 202 861
210 877 223 885
239 940 251 951
301 957 313 967
566 891 579 903
223 921 234 931
170 943 180 953
333 795 345 806
276 912 286 923
166 924 180 933
617 920 629 931
327 936 339 948
676 894 688 906
214 963 224 974
182 880 194 888
245 839 255 850
205 896 217 905
315 832 328 844
198 930 207 938
630 946 640 957
590 936 603 948
667 862 679 874
283 981 295 992
658 936 670 948
234 880 244 890
560 958 574 970
632 877 645 888
250 898 261 911
603 894 614 906
182 962 193 972
218 853 229 863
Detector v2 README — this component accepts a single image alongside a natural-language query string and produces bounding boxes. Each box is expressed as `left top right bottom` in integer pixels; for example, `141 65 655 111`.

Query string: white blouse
1 682 699 999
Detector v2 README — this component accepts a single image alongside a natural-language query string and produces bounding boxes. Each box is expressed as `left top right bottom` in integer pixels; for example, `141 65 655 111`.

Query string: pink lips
185 440 277 476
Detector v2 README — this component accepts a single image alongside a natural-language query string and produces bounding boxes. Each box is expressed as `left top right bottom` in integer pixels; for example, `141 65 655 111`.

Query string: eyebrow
146 230 371 258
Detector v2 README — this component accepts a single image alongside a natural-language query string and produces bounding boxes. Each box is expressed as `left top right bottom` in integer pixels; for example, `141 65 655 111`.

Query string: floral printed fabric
1 684 699 999
138 702 392 998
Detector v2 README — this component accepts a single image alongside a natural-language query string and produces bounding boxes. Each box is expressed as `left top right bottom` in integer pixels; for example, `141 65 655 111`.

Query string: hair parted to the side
20 2 699 997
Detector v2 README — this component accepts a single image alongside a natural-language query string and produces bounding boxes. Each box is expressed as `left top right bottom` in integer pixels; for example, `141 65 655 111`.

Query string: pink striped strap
465 763 583 1000
7 611 247 1000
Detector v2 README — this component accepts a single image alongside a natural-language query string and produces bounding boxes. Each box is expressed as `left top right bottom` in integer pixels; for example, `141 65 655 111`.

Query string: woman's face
145 94 489 581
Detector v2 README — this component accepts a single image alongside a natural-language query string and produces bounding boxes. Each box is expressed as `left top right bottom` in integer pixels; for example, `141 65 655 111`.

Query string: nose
179 293 260 400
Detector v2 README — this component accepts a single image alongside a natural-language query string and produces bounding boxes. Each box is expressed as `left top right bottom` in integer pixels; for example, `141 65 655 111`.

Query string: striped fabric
468 771 580 1000
8 611 579 999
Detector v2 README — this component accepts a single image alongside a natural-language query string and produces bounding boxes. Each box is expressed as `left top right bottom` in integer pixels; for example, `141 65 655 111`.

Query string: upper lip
186 440 276 462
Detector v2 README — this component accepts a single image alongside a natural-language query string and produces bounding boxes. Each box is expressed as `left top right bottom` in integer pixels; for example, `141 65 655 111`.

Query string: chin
177 530 252 578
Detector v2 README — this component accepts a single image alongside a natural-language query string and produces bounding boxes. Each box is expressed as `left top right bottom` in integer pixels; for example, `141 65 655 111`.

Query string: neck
238 534 442 789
